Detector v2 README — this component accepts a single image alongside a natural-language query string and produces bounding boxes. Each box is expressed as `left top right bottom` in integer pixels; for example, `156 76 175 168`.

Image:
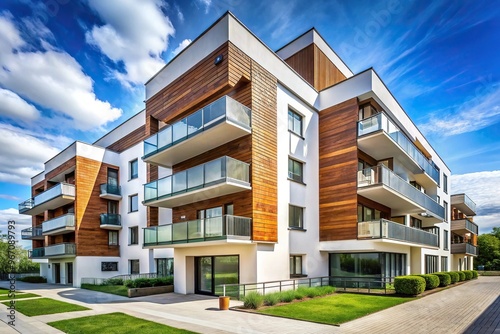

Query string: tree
0 234 39 274
476 233 500 270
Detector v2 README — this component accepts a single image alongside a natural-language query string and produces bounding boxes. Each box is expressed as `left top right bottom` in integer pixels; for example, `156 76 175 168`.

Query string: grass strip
48 312 197 334
2 297 89 316
0 293 40 300
258 293 415 325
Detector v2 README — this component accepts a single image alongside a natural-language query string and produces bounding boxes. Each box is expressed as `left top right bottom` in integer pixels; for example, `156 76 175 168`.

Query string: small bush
263 293 280 306
394 276 426 295
463 270 473 280
104 278 124 286
457 271 466 281
123 277 173 288
433 273 451 287
317 285 335 295
124 279 133 288
243 292 263 309
416 274 440 290
447 272 459 284
472 270 478 279
293 289 305 300
279 290 296 303
297 287 320 298
18 276 46 283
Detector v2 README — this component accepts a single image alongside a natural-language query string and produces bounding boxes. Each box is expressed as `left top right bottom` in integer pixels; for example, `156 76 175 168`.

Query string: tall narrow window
290 255 303 277
289 205 304 229
288 109 303 136
129 159 138 179
288 158 303 183
108 231 118 246
129 226 138 245
441 256 448 272
425 255 439 274
443 174 448 194
129 194 138 212
443 201 448 222
129 260 139 274
443 230 449 250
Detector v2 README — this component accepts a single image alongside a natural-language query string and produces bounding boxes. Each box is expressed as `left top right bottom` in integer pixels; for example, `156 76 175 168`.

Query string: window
289 205 304 229
410 181 422 191
101 262 118 271
441 256 448 272
329 252 406 278
129 159 138 179
410 217 422 229
443 201 448 222
156 258 174 277
436 195 440 204
108 231 118 246
443 174 448 194
290 256 303 276
288 158 303 183
288 109 303 136
129 259 139 274
129 194 138 212
129 226 138 245
357 204 382 222
443 230 449 250
425 255 439 274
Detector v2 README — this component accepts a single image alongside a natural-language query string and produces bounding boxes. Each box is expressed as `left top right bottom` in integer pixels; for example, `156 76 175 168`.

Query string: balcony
100 213 122 230
100 183 122 200
451 243 477 256
358 219 439 248
29 243 76 259
358 165 444 220
19 183 76 216
451 193 477 216
42 214 75 236
143 96 252 167
358 113 440 186
144 156 251 208
143 215 252 248
451 218 478 236
21 226 43 240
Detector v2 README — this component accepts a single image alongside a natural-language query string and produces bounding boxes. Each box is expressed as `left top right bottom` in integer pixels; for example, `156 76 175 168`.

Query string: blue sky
0 0 498 242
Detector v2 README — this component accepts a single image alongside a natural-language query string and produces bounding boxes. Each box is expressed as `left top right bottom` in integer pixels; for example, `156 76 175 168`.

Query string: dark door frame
194 255 240 296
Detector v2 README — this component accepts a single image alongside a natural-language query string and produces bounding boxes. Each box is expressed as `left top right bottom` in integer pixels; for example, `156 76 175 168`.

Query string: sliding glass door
195 255 239 295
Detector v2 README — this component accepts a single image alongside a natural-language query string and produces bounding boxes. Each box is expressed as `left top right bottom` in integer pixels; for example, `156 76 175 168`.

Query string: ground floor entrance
66 262 73 285
195 255 239 296
54 263 61 284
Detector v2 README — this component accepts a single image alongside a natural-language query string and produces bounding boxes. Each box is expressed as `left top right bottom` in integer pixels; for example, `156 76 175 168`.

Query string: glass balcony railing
143 96 251 158
100 183 121 197
21 226 43 240
144 215 252 246
144 156 250 203
42 214 75 234
358 164 444 220
100 213 121 227
18 183 76 214
358 219 439 247
465 219 479 235
29 243 76 258
358 113 440 184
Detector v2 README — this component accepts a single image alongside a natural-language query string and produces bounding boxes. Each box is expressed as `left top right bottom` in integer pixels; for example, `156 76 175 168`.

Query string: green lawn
81 284 129 297
2 298 89 316
48 312 197 334
0 293 40 300
258 293 416 325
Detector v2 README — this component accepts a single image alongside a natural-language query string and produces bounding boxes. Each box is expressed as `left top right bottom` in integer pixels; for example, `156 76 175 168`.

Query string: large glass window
156 258 174 277
129 259 139 274
196 255 239 296
108 231 118 246
290 255 303 277
288 109 303 136
357 204 381 222
289 205 304 229
329 252 406 279
288 158 303 183
441 256 448 272
425 255 439 273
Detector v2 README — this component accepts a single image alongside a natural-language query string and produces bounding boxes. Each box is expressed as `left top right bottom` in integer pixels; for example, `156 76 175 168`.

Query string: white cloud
451 170 500 234
0 14 123 130
0 194 21 201
0 208 32 245
175 4 184 23
172 39 191 56
86 0 174 87
0 88 40 122
198 0 212 13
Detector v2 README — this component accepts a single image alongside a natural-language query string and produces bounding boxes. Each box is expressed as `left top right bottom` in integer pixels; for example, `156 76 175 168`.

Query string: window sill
290 274 307 278
128 243 139 246
288 227 307 232
287 178 306 186
128 210 138 214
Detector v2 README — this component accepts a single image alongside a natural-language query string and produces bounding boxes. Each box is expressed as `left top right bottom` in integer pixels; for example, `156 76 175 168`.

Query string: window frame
108 230 119 246
441 256 448 272
443 173 448 194
129 259 140 275
289 205 304 229
290 255 303 277
288 157 304 183
129 159 138 180
288 109 303 137
425 255 439 274
129 194 138 213
129 226 139 245
443 229 449 251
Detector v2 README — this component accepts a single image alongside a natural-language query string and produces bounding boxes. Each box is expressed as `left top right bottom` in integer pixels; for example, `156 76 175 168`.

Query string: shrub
124 279 134 288
394 276 426 295
243 292 263 309
433 273 451 287
297 287 320 298
105 278 124 286
471 270 478 279
123 277 173 288
463 270 473 280
447 272 459 284
263 293 280 306
293 289 305 300
19 276 46 283
279 290 296 303
457 271 466 281
416 274 440 290
317 285 335 295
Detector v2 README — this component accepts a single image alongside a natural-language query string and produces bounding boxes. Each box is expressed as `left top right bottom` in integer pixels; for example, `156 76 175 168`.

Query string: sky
0 0 498 244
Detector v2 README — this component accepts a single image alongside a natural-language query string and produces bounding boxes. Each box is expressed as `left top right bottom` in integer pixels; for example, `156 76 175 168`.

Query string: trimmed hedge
456 271 466 281
416 274 440 290
472 270 479 279
463 270 473 280
394 276 426 295
447 271 460 284
124 276 173 288
433 272 451 287
104 278 124 286
18 276 47 283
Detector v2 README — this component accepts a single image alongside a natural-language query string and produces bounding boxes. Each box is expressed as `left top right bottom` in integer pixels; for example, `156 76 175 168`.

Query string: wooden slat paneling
284 44 315 86
106 125 146 153
319 98 359 241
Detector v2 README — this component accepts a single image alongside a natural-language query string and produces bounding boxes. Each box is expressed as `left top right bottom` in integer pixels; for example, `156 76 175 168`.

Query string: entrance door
54 263 61 284
66 263 73 285
195 255 239 295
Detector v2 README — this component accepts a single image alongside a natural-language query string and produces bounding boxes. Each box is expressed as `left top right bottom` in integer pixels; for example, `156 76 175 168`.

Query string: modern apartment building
450 193 478 270
19 12 477 292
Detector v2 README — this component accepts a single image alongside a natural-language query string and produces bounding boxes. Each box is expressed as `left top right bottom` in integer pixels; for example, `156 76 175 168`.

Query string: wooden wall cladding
319 98 359 241
106 125 146 153
358 195 391 218
75 156 119 257
285 44 347 91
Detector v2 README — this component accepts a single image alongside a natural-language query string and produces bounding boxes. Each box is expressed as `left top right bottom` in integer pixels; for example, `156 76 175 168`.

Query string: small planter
219 296 230 310
127 285 174 298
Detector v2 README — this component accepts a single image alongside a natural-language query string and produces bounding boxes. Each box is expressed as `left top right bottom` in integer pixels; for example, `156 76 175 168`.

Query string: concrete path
0 276 499 334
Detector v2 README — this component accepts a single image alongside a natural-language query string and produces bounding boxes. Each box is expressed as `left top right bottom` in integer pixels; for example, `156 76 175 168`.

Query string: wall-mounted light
214 54 224 65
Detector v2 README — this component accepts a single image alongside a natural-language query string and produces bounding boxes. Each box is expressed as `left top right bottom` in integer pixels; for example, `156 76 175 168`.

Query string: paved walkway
0 276 499 334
